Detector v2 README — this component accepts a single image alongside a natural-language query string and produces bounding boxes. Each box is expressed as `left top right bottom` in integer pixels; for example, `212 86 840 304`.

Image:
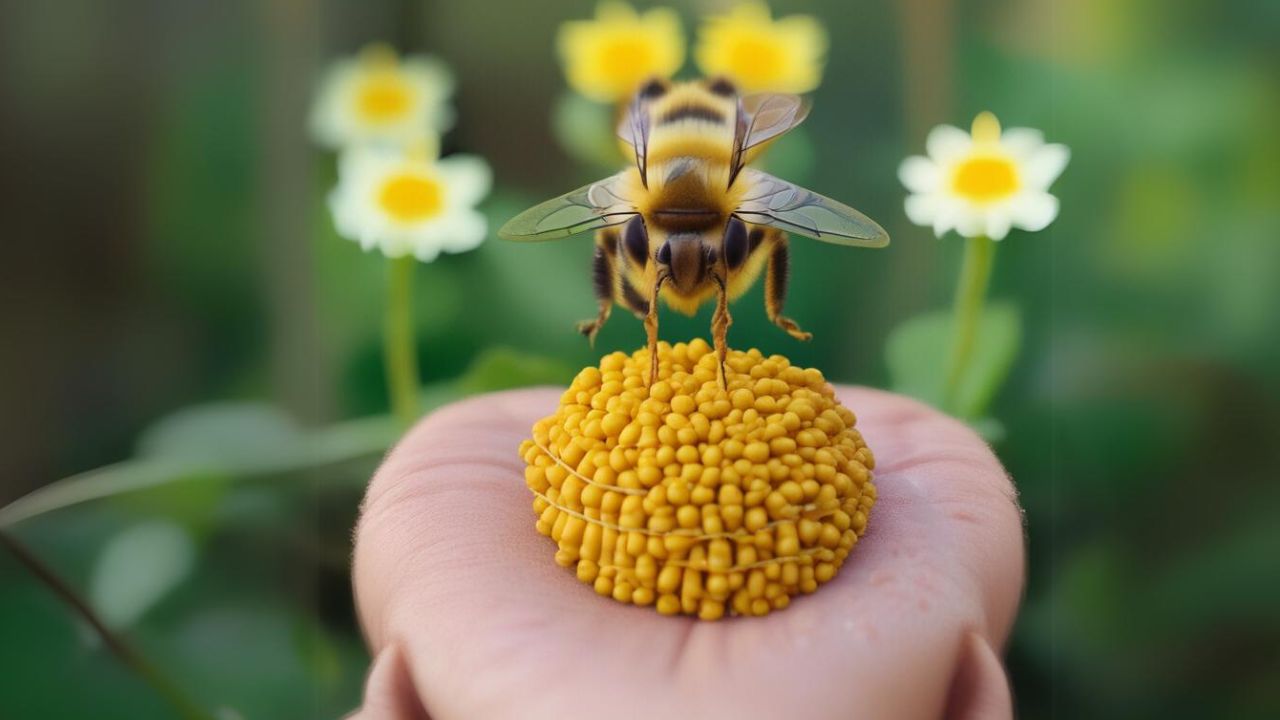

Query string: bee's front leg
576 242 615 347
711 275 732 388
765 235 813 342
645 275 664 384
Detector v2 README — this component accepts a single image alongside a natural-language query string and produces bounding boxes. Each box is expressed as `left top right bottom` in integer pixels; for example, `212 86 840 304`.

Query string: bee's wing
734 169 889 248
616 94 652 186
730 93 811 183
498 172 637 241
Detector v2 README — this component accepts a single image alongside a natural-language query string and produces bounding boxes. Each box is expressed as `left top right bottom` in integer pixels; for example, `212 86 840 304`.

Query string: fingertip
944 631 1014 720
831 385 1025 645
348 644 429 720
354 388 561 649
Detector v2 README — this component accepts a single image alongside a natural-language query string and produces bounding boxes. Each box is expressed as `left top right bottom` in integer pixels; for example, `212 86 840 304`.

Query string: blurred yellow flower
899 112 1069 240
310 44 454 150
329 145 491 262
695 2 827 94
558 1 685 102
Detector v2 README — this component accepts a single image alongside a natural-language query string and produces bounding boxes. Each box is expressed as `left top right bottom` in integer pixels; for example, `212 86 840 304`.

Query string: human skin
351 386 1025 719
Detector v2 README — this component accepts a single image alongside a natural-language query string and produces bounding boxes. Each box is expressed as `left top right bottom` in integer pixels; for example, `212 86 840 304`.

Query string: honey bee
500 77 888 384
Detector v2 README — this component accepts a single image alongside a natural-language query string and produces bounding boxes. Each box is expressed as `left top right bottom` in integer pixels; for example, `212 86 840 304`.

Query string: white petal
328 185 366 243
1000 127 1045 160
931 199 963 238
904 193 939 227
926 124 971 163
308 62 360 149
392 226 433 257
1009 191 1060 232
436 210 489 253
954 205 985 239
364 229 395 255
338 145 397 183
898 156 941 193
1023 143 1070 189
437 155 493 208
429 105 456 134
412 243 442 263
400 58 455 133
401 56 455 99
984 207 1012 240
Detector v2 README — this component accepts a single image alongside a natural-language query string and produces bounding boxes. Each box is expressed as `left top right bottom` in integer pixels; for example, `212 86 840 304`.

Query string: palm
352 387 1023 720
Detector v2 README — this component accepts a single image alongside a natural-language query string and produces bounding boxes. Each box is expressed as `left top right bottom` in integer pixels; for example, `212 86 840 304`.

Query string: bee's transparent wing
730 93 811 183
734 169 889 247
616 94 652 187
498 172 636 241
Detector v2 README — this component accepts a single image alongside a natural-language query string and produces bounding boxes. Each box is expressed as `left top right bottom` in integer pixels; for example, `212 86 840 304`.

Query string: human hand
351 387 1024 719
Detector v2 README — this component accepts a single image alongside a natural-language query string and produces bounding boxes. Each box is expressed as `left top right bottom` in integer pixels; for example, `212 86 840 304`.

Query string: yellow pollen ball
523 341 877 620
378 174 444 222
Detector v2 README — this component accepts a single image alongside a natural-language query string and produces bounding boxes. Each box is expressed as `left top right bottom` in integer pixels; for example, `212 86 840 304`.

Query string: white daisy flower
329 146 492 262
899 112 1069 240
310 44 454 150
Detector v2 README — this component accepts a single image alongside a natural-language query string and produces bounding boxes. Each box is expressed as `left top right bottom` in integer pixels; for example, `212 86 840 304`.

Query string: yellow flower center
952 156 1019 202
378 173 443 221
727 36 784 86
357 75 412 122
598 36 656 89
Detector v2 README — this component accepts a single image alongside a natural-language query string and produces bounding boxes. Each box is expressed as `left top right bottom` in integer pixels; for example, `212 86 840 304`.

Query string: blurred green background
2 0 1277 717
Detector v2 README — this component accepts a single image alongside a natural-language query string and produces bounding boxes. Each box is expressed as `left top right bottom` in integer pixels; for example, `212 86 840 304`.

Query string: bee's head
656 231 718 294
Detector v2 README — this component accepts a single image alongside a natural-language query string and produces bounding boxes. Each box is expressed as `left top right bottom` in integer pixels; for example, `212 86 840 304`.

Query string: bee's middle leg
765 235 813 342
576 234 617 346
711 275 732 387
576 248 613 347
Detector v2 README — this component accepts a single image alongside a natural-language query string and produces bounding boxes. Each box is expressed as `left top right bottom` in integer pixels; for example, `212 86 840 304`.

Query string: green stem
0 531 216 720
384 256 421 428
943 235 996 414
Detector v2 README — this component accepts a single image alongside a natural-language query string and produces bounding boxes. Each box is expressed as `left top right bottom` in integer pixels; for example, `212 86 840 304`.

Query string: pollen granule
518 339 876 620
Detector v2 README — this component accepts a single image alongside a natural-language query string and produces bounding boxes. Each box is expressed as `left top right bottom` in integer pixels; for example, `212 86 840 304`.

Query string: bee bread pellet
518 339 876 619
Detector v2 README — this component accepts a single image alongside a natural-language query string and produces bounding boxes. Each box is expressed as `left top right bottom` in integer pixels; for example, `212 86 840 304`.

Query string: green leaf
0 413 399 528
89 520 196 629
0 352 572 529
885 301 1022 419
456 346 576 394
291 615 342 691
967 416 1007 444
112 472 230 538
137 402 302 467
550 91 625 171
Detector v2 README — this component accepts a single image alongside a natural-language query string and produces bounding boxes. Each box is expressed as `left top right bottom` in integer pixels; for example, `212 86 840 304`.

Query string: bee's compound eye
623 216 649 266
656 241 672 265
707 77 737 97
638 78 668 99
723 217 748 270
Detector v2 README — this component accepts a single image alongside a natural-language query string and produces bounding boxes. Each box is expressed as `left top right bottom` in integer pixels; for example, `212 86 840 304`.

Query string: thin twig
0 531 217 720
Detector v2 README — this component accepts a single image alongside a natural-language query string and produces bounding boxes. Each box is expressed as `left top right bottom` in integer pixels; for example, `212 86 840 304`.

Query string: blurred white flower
329 145 491 262
310 44 453 150
899 112 1069 240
